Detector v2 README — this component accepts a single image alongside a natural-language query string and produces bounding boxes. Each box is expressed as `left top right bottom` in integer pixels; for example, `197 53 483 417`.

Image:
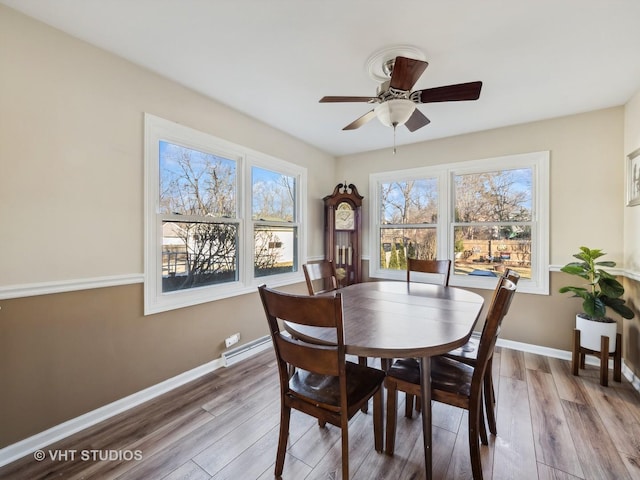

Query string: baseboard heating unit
222 335 272 366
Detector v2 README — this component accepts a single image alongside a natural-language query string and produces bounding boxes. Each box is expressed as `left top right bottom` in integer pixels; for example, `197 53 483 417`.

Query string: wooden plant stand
572 329 622 386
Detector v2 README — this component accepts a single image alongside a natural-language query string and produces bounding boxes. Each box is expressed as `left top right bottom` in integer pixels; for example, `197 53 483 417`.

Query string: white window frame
144 114 307 314
369 168 449 282
370 151 549 294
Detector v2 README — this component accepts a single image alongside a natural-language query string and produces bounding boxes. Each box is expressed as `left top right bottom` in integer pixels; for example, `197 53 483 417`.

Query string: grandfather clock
323 183 363 286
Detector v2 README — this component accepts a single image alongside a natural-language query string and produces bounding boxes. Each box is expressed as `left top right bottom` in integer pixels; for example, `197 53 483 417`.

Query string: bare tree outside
455 169 531 224
380 179 437 225
160 143 236 217
252 167 295 221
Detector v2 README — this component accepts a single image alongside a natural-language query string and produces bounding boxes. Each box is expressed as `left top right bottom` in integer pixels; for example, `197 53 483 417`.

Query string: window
145 114 306 314
252 166 297 278
378 177 439 272
370 151 549 294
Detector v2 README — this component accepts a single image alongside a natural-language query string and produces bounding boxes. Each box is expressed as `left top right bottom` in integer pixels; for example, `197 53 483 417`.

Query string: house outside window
370 151 549 294
145 114 306 314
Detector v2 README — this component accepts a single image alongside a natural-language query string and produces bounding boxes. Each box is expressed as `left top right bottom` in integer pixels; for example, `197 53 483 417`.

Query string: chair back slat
505 269 521 285
407 258 451 286
303 261 339 295
261 286 342 328
275 335 340 376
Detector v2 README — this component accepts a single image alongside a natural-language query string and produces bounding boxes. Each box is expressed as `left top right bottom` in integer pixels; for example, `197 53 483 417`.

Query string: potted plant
559 246 635 352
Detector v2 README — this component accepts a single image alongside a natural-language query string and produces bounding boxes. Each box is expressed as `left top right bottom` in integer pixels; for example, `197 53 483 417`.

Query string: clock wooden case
323 183 363 286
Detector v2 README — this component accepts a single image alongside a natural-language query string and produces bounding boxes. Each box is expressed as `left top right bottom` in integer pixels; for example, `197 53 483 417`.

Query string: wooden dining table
284 280 485 479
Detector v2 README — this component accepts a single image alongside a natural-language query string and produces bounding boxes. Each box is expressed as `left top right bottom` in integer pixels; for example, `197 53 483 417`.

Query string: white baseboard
0 356 225 467
496 338 572 361
2 337 638 468
622 363 640 391
496 338 640 387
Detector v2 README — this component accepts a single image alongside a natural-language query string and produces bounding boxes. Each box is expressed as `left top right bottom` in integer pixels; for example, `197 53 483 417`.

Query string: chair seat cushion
386 358 421 384
444 334 480 363
289 361 385 409
387 356 474 397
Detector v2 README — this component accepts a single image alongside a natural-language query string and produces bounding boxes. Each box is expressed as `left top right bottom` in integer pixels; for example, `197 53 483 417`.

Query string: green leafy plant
559 246 635 322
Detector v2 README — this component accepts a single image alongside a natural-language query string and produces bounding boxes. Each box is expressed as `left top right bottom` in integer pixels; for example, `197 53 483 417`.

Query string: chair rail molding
0 274 145 300
550 264 640 282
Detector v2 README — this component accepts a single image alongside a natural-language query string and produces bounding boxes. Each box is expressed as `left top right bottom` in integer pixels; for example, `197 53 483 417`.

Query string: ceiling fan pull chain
393 124 397 154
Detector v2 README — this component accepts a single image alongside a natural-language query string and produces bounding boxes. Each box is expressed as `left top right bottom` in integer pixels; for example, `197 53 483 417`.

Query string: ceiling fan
319 53 483 133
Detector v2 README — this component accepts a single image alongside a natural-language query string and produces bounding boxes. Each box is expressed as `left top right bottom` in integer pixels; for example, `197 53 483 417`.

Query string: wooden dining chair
258 285 385 480
406 258 451 286
400 258 452 413
384 277 517 480
303 260 339 295
303 261 369 386
442 269 520 435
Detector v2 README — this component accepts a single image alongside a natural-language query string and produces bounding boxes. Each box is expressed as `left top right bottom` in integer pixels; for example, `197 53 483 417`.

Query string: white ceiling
4 0 640 156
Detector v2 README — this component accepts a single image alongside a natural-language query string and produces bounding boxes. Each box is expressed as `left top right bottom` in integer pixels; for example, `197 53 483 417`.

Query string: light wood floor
2 346 640 480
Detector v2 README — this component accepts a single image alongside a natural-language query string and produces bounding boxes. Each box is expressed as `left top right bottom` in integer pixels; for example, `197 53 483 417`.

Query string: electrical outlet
225 332 240 348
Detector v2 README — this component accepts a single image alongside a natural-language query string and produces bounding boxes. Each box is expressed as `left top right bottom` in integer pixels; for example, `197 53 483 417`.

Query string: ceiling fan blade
417 81 483 103
343 110 377 130
404 109 431 132
320 96 375 103
389 56 429 91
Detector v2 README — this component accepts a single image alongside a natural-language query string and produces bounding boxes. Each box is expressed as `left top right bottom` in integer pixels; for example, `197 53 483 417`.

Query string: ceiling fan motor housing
376 81 411 102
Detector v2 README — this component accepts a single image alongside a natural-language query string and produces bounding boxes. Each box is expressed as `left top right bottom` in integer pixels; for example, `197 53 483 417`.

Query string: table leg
419 356 432 479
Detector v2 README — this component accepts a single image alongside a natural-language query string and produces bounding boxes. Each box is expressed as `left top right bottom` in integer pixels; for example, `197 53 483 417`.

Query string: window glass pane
159 141 236 217
454 169 532 222
162 221 238 292
380 179 438 224
252 167 295 222
453 225 531 279
380 227 437 270
254 225 297 277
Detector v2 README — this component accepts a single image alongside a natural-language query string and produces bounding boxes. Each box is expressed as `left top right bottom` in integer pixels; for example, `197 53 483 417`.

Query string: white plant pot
576 314 617 353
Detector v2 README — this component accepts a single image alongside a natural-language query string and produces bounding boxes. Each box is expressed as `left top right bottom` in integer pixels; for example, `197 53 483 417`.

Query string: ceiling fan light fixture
374 99 416 127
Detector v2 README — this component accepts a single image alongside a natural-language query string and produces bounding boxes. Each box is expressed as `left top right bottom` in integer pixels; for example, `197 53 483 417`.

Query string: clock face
335 202 355 230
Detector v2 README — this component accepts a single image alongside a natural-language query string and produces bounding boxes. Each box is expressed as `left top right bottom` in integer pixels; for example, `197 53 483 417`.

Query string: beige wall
0 6 333 447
